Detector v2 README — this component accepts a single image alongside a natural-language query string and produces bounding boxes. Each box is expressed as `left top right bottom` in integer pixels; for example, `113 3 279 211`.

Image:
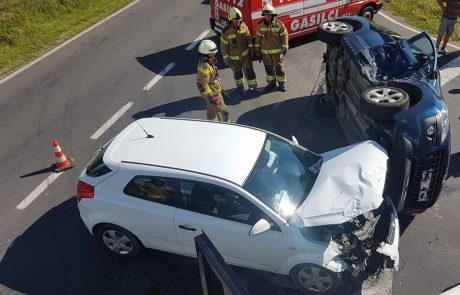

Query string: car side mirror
249 219 271 237
291 136 299 145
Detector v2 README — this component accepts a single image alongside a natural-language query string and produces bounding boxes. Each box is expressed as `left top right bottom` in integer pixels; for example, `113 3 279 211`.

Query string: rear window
86 142 112 177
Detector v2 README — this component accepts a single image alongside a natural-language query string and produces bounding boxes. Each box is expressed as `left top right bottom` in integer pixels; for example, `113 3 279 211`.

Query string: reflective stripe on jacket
220 23 253 61
196 60 222 97
255 19 289 54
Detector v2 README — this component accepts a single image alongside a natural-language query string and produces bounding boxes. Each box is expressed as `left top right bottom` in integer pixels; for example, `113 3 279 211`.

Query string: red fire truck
210 0 383 39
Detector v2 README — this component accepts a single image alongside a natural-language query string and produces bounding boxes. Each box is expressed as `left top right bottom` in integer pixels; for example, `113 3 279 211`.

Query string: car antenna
126 108 154 138
135 120 154 138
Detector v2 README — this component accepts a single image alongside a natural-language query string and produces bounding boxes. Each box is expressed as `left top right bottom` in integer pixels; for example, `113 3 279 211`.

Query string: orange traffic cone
52 140 73 172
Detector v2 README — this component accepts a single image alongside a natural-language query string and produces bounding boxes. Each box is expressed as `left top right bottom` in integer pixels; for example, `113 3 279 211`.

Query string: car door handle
178 224 196 231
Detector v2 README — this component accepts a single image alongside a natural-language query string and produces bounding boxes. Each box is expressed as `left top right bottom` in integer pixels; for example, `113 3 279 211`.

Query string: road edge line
0 0 142 86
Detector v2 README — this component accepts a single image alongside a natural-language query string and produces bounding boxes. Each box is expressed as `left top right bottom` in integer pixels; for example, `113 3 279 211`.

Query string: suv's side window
179 180 279 229
124 176 176 206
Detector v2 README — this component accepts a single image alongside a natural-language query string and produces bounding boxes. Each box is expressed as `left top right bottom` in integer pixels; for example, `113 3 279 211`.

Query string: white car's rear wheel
96 224 142 257
290 264 342 294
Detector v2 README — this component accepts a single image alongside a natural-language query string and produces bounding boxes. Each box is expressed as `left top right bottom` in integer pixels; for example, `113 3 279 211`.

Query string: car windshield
243 135 322 220
368 42 416 79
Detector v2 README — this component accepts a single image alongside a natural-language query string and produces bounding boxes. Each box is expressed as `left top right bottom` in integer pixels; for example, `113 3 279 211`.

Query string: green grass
383 0 460 44
0 0 131 77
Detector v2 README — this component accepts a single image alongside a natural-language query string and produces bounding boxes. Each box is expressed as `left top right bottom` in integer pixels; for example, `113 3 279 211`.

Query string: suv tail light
77 180 94 202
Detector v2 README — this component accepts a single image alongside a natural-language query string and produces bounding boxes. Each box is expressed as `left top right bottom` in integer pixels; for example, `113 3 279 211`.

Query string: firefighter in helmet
196 39 230 122
255 4 289 92
220 7 260 96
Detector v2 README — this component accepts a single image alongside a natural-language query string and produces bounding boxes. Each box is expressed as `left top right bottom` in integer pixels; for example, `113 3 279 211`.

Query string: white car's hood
291 141 388 227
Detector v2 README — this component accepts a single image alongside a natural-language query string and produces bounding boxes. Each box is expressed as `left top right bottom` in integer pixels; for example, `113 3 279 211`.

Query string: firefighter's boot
264 81 276 92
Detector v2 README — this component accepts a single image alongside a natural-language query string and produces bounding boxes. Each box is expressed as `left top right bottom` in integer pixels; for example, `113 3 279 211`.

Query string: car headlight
439 104 449 143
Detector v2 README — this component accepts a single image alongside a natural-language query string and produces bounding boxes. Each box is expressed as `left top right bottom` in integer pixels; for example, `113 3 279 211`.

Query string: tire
317 21 353 46
361 86 410 121
360 5 375 21
315 95 336 118
96 224 142 257
290 264 342 295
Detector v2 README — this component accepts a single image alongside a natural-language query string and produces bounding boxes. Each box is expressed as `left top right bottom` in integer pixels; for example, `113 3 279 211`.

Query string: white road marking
441 56 460 86
186 29 211 51
16 173 62 210
142 62 175 91
90 102 133 139
0 0 141 86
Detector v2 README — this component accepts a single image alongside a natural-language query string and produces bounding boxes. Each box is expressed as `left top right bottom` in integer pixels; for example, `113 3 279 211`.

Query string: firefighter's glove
281 50 287 58
223 58 229 67
208 95 219 105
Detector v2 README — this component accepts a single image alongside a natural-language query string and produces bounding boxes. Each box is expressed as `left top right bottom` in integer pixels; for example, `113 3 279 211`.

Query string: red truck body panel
210 0 383 38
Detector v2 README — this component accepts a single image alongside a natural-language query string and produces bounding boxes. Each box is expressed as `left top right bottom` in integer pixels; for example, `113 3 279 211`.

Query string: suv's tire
360 5 375 21
317 21 353 46
315 95 336 118
361 86 410 121
96 224 142 257
290 264 342 295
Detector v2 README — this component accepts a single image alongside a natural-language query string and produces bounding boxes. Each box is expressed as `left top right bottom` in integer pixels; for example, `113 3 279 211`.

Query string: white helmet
262 4 276 16
198 39 218 56
228 7 243 21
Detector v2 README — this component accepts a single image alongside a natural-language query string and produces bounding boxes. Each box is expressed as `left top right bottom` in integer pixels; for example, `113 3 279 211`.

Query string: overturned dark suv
316 16 450 214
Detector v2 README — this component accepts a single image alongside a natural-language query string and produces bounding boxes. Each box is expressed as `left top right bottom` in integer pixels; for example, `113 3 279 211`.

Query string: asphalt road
0 1 459 294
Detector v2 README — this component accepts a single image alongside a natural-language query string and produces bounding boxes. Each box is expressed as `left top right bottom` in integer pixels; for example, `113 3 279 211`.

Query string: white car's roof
104 118 266 185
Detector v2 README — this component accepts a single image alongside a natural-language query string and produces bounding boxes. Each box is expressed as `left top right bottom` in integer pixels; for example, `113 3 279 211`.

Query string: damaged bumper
338 197 400 276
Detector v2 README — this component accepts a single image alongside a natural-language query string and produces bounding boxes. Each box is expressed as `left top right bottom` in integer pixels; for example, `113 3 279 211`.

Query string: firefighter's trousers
229 55 257 89
261 53 286 86
202 93 229 122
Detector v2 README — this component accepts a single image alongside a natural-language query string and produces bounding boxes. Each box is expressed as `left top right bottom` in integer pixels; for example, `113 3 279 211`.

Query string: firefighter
196 39 230 122
255 4 289 92
220 7 260 96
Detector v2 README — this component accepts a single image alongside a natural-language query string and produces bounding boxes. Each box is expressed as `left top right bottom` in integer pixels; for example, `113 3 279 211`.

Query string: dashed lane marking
16 173 62 210
186 29 211 51
441 56 460 86
90 102 133 139
142 62 175 91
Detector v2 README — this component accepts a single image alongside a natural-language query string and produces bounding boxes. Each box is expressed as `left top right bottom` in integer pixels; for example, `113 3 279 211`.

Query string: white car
77 117 399 294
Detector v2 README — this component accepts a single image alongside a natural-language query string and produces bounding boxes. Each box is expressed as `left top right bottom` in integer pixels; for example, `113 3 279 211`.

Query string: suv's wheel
290 264 342 295
96 224 142 257
361 86 410 121
360 5 375 21
317 21 353 46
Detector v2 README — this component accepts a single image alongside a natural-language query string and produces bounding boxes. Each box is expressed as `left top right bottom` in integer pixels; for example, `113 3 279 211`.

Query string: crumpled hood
290 141 388 227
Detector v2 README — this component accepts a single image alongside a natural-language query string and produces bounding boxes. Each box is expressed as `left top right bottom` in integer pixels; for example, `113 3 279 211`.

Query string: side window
179 180 278 228
124 176 176 206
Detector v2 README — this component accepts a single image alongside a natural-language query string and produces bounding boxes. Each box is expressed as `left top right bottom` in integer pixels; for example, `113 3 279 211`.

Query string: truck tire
360 5 375 21
361 86 409 121
317 21 353 46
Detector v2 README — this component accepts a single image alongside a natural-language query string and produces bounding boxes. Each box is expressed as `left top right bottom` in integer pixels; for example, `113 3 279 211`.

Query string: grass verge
0 0 132 78
383 0 460 45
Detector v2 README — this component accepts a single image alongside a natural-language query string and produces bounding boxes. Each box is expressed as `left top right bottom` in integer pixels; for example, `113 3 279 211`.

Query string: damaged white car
77 118 399 295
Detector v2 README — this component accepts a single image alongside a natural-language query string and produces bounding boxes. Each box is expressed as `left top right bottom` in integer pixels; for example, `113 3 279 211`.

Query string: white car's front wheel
290 264 342 295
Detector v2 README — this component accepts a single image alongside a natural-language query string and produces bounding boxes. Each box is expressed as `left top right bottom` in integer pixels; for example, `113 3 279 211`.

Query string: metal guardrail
194 232 251 295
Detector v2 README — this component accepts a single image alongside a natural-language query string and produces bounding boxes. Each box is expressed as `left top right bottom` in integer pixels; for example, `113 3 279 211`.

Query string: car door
173 179 289 272
407 32 438 86
97 169 183 255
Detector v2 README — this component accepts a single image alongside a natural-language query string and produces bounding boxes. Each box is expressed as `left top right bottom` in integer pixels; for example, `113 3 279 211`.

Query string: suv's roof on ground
104 118 266 185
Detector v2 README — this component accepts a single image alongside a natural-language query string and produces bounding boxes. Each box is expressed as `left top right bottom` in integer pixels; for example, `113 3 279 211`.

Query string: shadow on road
20 165 55 178
136 33 318 77
237 95 348 153
447 151 460 179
